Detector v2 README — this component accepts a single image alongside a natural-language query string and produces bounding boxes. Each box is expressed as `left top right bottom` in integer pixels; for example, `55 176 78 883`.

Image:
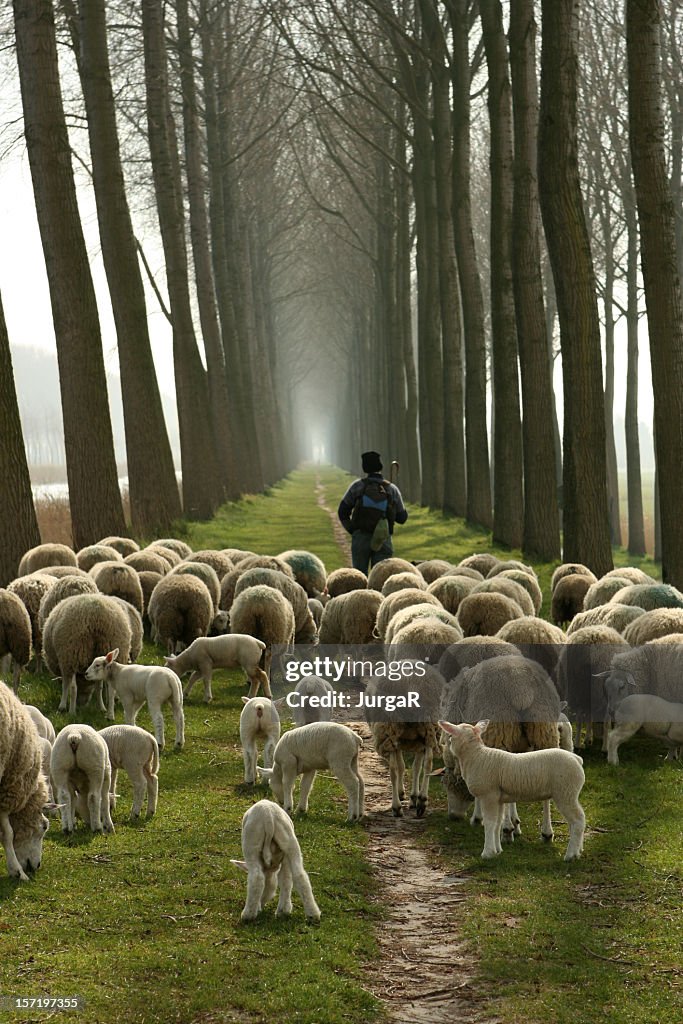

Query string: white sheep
0 682 53 880
606 694 683 765
163 634 269 702
240 697 281 784
440 720 585 861
38 736 54 803
230 799 321 922
97 725 160 818
258 722 364 821
51 724 114 834
24 705 56 744
85 649 185 751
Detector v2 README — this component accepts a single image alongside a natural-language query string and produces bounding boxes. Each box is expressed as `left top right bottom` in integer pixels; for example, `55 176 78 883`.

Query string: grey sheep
148 573 214 655
608 583 683 612
0 589 33 691
18 543 77 577
457 592 525 637
42 594 132 713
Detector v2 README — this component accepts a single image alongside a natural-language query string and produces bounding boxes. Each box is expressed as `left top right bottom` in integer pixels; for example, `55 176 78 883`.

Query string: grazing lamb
51 724 114 834
0 682 53 880
97 725 160 818
24 705 56 744
606 694 683 764
85 649 185 751
258 722 364 821
240 697 281 784
164 634 270 701
440 720 585 861
230 800 321 922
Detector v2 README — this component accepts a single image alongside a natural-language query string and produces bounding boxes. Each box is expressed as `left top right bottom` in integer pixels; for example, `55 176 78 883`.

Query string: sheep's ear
241 696 250 705
429 766 446 777
592 670 611 680
106 649 119 664
42 801 62 813
256 766 273 780
163 656 172 665
272 697 286 710
229 859 249 873
473 719 490 736
438 720 459 737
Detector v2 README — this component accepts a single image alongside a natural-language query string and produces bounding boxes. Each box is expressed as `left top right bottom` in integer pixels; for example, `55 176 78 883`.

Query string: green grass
3 464 679 1024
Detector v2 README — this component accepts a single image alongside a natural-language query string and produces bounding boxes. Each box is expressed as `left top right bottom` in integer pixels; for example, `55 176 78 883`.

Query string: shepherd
337 451 408 575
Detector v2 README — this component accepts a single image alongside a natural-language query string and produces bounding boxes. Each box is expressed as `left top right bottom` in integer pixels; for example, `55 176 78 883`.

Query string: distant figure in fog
337 451 408 574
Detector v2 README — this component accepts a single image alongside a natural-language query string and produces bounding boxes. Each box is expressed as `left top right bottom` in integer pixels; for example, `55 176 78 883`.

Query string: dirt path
315 473 352 565
342 718 495 1024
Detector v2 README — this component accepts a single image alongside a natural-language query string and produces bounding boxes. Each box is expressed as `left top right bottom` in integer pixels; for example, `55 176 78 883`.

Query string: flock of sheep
1 537 681 922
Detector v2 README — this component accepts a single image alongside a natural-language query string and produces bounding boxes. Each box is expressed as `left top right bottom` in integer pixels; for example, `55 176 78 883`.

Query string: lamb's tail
261 816 276 868
69 732 81 755
169 671 184 709
146 737 160 778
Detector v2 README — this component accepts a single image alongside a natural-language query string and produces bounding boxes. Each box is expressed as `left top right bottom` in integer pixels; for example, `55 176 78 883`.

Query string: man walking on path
337 451 408 574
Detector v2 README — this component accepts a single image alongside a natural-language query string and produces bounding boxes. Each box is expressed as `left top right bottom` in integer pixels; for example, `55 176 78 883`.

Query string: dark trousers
351 530 393 575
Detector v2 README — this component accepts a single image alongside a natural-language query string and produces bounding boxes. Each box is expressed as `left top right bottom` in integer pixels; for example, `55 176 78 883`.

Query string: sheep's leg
262 867 280 908
607 721 640 765
100 765 115 833
389 753 404 817
147 701 166 752
296 770 316 814
11 658 21 692
415 746 433 818
555 796 586 860
202 667 213 704
480 797 504 858
171 698 185 750
601 715 612 752
0 653 11 681
502 802 521 843
183 670 202 700
144 766 159 817
355 757 365 819
106 681 116 721
128 765 148 819
287 849 321 921
109 767 118 811
409 750 423 808
241 865 266 921
541 800 554 842
395 749 406 802
263 735 276 770
55 783 74 833
0 812 28 881
282 769 296 816
336 763 361 821
275 863 293 916
96 680 107 714
243 743 257 785
59 674 78 714
122 699 143 727
470 797 482 827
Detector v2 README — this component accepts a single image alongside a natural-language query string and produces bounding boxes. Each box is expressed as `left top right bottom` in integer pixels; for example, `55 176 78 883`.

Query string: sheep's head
438 719 489 754
9 781 55 876
593 669 637 717
255 764 283 802
85 648 119 681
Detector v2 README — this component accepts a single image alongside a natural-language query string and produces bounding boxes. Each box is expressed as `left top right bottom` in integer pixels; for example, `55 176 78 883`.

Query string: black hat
362 451 383 474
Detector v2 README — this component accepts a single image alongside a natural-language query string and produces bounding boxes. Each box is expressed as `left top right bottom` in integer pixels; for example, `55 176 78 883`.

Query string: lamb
367 557 421 592
85 649 185 751
277 550 327 597
42 593 132 713
234 568 317 643
0 681 52 880
281 677 336 727
457 592 525 637
229 585 296 681
258 722 364 821
326 567 367 598
148 573 214 654
99 535 140 557
90 561 144 615
382 571 427 597
164 634 270 701
169 561 221 613
17 543 77 576
318 590 382 645
439 720 585 860
24 705 56 744
472 578 535 617
364 664 444 817
97 725 160 818
230 800 321 922
0 588 33 690
605 694 683 764
375 588 442 641
551 574 595 626
51 724 114 834
187 549 234 580
240 697 281 784
622 607 683 646
426 574 478 615
7 573 55 672
76 544 124 572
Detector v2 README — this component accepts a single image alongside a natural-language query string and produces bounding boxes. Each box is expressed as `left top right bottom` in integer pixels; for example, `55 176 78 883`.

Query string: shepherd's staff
389 460 399 484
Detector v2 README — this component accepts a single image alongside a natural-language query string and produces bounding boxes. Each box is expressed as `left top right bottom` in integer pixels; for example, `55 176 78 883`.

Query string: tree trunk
0 292 41 583
538 0 613 575
627 0 683 585
624 201 646 555
68 0 182 536
141 0 221 520
481 0 523 547
599 205 622 546
508 0 561 560
176 0 238 499
13 0 126 549
446 0 492 529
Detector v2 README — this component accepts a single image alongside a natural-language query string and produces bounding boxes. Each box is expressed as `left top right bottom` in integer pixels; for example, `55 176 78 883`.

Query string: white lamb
277 676 335 727
163 633 269 702
240 697 281 785
51 724 114 834
98 725 160 818
38 736 54 803
85 648 185 751
230 799 321 922
24 705 56 744
257 722 364 821
439 720 585 861
606 694 683 765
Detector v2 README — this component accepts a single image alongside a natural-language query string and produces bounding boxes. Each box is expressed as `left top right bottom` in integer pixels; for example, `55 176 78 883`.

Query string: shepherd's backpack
350 478 395 533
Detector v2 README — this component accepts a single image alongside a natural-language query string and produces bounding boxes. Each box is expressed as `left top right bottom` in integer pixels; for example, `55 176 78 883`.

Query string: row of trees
1 0 683 588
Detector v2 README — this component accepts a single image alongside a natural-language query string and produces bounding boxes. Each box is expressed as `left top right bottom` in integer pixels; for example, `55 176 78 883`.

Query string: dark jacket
337 473 408 535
